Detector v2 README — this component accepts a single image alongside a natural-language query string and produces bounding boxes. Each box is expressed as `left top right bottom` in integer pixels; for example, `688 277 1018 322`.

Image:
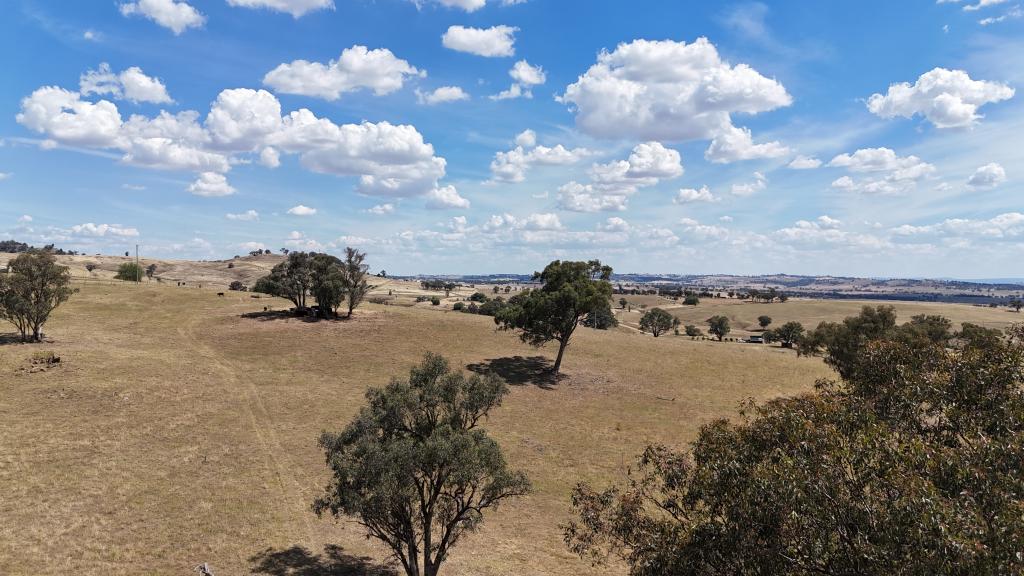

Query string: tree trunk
553 338 568 374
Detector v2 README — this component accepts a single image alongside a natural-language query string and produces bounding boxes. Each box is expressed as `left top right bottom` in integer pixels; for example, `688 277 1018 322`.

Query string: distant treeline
0 240 79 255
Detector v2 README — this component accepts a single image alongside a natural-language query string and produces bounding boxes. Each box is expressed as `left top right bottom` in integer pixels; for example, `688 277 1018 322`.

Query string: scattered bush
453 302 465 311
115 262 143 282
228 280 247 292
431 297 441 306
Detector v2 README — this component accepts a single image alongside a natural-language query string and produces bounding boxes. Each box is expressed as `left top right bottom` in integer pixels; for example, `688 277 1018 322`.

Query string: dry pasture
4 279 1008 575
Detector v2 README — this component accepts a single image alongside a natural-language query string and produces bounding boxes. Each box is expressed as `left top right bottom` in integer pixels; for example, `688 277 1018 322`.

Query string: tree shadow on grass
249 545 397 576
0 333 42 345
240 310 350 324
466 355 565 390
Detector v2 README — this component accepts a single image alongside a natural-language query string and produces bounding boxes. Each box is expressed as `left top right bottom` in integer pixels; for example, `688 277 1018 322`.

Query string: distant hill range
403 273 1024 305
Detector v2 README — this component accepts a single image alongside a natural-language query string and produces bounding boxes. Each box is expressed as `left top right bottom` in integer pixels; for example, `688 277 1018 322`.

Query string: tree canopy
566 313 1024 576
0 251 76 341
640 308 677 337
494 260 613 373
706 315 730 341
314 354 530 576
115 262 143 282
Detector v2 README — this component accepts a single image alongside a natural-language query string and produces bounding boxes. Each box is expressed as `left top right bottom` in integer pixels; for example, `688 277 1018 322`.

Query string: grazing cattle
217 292 225 297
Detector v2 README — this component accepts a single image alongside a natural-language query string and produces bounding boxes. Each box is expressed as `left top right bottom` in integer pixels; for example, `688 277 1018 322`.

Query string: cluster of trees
566 307 1024 575
252 248 370 318
494 260 614 374
0 251 76 341
0 240 79 255
452 293 508 317
248 248 274 257
420 279 457 296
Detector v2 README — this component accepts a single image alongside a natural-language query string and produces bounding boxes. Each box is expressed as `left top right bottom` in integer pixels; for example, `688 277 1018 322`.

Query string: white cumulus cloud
967 162 1007 189
287 204 317 216
119 0 205 35
226 209 260 221
866 68 1014 128
226 0 334 17
188 172 236 197
264 45 422 101
559 37 791 162
416 86 470 105
80 63 173 104
442 25 518 57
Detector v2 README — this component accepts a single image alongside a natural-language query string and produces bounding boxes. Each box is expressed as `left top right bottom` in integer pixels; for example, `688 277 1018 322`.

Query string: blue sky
1 0 1022 277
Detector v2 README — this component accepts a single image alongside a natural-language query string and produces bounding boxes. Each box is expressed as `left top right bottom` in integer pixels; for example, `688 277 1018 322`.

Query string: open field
616 294 1021 339
0 279 839 576
2 277 1017 575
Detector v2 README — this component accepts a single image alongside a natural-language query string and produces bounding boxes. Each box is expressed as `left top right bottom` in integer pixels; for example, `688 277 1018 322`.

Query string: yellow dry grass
8 280 1007 574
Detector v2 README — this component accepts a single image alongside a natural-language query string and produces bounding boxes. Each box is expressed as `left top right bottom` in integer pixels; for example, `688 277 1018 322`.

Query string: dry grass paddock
2 279 1006 575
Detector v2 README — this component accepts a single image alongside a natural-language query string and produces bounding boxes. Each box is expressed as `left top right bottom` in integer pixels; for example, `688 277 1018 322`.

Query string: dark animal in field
217 292 224 297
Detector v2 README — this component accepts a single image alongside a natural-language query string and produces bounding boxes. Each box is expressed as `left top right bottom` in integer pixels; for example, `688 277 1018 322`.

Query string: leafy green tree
314 354 530 576
566 320 1024 576
619 297 628 309
639 308 677 337
494 260 613 374
798 306 959 380
251 275 278 296
682 294 700 306
582 301 619 330
1010 298 1023 312
477 297 506 317
0 251 75 341
684 324 702 337
340 247 370 318
758 315 772 329
706 315 730 341
311 253 345 317
258 251 313 309
115 262 143 282
470 292 488 303
775 321 805 348
145 263 157 281
228 280 247 292
761 328 777 344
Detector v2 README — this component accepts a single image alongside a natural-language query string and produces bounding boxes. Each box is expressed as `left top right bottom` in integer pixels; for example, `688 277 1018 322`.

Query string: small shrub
431 297 441 306
229 280 247 291
453 302 465 311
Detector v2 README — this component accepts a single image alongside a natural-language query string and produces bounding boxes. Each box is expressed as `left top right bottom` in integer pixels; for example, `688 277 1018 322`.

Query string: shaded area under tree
250 545 397 576
466 355 566 389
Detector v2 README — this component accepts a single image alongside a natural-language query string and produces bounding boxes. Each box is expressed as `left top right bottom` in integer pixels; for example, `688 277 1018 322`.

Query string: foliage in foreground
314 353 530 576
566 309 1024 575
494 259 613 373
0 251 75 341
